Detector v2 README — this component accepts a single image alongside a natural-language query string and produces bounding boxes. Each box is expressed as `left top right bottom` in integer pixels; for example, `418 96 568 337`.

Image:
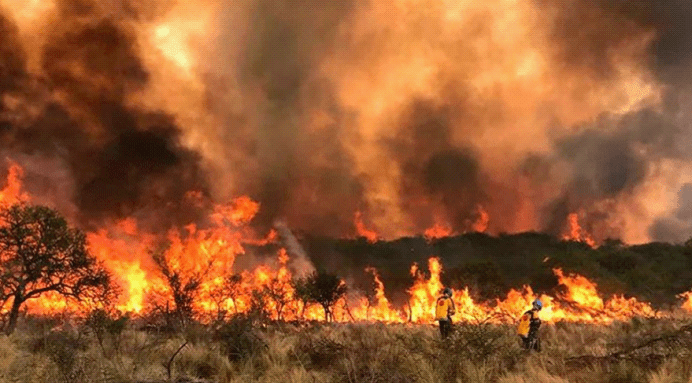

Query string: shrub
213 315 267 363
26 330 90 382
295 332 346 369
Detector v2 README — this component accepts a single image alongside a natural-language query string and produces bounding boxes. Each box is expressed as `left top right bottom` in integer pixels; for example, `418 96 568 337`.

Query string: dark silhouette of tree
208 274 243 322
0 204 112 334
151 245 211 327
294 270 347 321
292 277 312 319
263 276 291 321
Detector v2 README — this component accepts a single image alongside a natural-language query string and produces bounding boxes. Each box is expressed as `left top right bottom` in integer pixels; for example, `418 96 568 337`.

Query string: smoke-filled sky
1 0 691 244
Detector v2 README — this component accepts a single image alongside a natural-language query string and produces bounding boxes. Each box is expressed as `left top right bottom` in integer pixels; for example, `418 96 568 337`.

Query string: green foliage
446 261 508 300
303 232 692 307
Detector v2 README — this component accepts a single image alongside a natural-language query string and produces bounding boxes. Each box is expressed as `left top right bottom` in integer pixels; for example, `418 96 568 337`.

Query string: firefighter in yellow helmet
517 299 542 351
435 287 456 339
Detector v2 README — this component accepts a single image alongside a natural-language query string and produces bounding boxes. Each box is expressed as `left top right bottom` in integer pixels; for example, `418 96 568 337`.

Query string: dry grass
2 317 692 382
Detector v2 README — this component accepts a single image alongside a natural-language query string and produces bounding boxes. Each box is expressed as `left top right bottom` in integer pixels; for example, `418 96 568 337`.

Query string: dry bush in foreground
2 317 692 382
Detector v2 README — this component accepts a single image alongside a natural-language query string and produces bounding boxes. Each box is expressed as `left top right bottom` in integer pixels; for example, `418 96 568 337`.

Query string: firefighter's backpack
435 297 450 320
517 312 531 337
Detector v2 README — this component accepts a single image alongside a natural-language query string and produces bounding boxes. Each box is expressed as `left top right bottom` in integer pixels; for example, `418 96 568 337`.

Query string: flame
0 165 676 325
471 205 490 233
352 267 405 322
424 216 455 242
678 291 692 313
422 206 488 242
563 212 597 248
354 211 379 243
0 163 28 207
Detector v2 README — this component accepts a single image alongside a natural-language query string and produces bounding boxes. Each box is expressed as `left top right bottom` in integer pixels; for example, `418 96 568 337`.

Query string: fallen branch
167 341 188 382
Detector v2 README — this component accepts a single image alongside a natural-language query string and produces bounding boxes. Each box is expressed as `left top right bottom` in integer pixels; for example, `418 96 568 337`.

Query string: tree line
3 202 692 334
0 203 349 334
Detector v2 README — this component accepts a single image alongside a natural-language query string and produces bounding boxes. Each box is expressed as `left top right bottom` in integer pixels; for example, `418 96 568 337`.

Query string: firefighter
517 299 542 351
435 287 456 339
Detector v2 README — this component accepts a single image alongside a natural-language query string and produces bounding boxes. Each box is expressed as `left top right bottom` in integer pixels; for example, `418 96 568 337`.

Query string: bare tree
0 204 112 334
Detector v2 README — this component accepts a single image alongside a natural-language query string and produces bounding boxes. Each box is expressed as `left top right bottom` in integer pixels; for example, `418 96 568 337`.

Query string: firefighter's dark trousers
520 335 541 351
439 319 452 339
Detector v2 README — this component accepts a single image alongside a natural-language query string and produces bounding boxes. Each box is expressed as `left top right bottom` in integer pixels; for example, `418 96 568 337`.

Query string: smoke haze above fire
0 0 691 244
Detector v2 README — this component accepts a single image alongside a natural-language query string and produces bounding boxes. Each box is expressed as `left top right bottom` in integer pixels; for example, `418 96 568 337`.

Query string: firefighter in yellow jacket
517 299 542 351
435 287 456 339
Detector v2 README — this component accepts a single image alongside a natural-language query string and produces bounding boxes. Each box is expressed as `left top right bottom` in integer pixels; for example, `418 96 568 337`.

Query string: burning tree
151 244 212 327
0 204 112 334
295 270 347 322
207 274 243 322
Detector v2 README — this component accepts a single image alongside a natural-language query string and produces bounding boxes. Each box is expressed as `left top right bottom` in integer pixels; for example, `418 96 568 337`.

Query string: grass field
2 315 692 383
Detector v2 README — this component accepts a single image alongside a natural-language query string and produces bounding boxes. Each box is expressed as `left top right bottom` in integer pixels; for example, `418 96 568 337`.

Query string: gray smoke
273 220 315 277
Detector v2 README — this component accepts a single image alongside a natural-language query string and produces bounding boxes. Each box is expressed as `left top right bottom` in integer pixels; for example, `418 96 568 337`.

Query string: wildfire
424 216 455 242
354 211 379 243
352 268 404 322
678 291 692 313
0 163 27 207
422 206 488 242
563 212 597 248
0 165 680 325
470 205 490 233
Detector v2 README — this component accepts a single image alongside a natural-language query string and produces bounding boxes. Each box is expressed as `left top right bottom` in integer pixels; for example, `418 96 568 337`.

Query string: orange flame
354 211 379 243
0 165 675 325
424 216 455 242
470 205 490 233
678 291 692 312
562 212 597 248
0 162 28 207
352 267 404 322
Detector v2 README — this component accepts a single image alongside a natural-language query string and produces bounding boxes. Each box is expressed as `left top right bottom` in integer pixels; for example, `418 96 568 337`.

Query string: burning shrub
151 243 206 328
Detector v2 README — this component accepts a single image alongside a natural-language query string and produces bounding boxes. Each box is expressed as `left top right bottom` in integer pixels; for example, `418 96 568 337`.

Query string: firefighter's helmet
532 299 543 310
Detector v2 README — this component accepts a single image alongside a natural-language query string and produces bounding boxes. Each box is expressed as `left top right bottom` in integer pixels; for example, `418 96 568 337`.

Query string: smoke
0 13 26 98
273 220 314 278
0 1 209 231
1 0 692 246
651 184 692 243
